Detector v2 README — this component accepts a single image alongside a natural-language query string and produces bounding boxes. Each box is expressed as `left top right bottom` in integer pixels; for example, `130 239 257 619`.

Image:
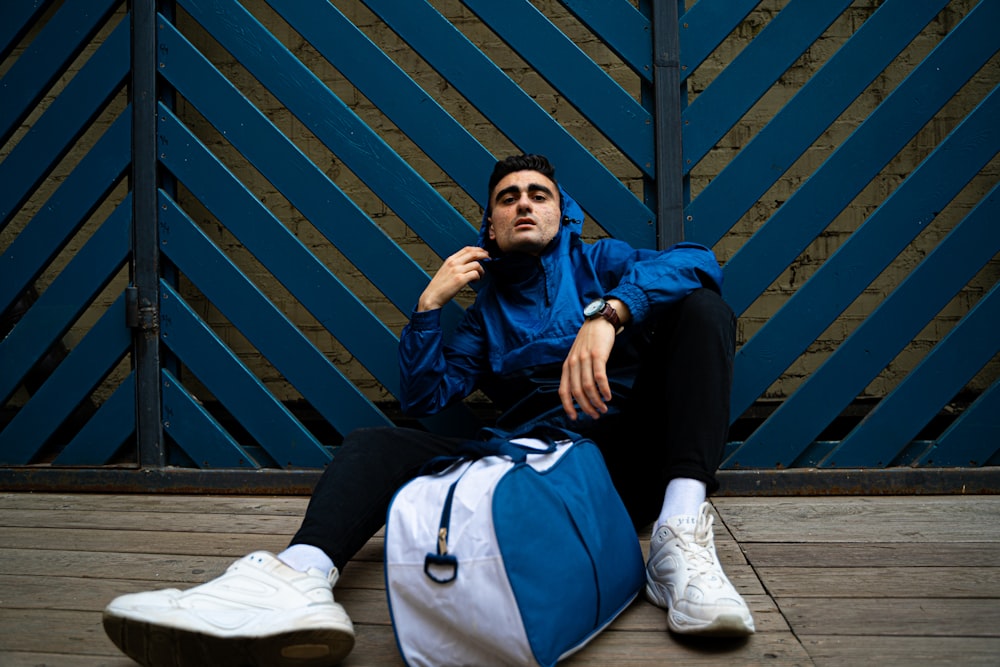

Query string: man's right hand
417 246 490 312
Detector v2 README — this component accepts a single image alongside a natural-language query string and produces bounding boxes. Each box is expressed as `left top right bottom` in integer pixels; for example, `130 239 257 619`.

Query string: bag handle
424 472 463 584
420 427 573 585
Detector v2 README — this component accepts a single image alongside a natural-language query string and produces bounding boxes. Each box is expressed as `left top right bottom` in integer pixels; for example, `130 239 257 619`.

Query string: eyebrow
494 182 555 204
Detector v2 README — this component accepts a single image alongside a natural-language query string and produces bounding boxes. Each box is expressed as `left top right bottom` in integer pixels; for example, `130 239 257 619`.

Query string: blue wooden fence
1 0 997 491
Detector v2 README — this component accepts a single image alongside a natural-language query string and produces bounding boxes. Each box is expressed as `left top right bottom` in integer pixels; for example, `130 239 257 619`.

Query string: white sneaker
103 551 355 666
645 502 755 636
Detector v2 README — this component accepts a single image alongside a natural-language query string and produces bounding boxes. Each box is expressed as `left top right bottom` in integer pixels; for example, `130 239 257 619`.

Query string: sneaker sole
668 609 755 637
103 611 355 667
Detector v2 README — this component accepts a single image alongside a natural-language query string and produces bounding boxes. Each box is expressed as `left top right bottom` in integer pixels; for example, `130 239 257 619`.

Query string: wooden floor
2 493 999 666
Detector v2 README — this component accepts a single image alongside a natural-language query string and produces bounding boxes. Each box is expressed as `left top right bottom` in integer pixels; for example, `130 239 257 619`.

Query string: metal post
652 0 685 249
130 0 164 467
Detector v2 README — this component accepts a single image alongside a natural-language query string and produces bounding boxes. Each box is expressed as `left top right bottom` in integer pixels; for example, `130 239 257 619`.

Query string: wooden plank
159 195 389 435
0 508 304 534
833 281 1000 462
758 566 1000 598
777 598 1000 637
612 595 788 634
739 184 1000 464
1 527 292 558
0 548 235 583
799 635 1000 667
0 609 123 656
713 496 1000 542
0 492 310 514
159 282 331 468
361 0 655 248
720 0 1000 321
740 542 1000 568
0 652 135 667
563 628 812 666
342 624 405 667
0 295 131 465
157 15 466 326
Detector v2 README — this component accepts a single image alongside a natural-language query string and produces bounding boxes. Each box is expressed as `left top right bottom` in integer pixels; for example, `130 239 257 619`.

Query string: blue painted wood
0 196 129 405
263 0 495 211
156 19 463 331
463 0 653 177
54 372 136 466
682 0 852 174
161 369 261 469
723 0 1000 318
0 0 56 71
0 0 120 145
727 183 1000 468
924 379 1000 467
0 18 128 227
678 0 759 82
176 0 476 262
686 0 948 246
157 105 403 397
159 281 331 468
0 110 129 313
0 293 130 465
561 0 652 84
159 191 392 434
363 0 656 248
730 83 1000 427
823 281 1000 468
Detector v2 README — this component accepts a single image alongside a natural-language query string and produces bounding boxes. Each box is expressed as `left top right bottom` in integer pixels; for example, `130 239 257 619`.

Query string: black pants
290 288 736 570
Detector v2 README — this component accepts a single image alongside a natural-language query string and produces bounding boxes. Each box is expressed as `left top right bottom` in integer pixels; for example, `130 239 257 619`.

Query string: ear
487 217 496 241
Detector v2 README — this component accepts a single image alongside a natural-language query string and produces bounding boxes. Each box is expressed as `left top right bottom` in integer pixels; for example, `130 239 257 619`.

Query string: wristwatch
583 298 621 331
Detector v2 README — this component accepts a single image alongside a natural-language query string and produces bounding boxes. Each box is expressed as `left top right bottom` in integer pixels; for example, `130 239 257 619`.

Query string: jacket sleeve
397 306 486 417
596 241 724 325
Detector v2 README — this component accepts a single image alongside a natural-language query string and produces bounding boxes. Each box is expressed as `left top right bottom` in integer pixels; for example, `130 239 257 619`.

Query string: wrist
584 297 625 333
605 298 630 327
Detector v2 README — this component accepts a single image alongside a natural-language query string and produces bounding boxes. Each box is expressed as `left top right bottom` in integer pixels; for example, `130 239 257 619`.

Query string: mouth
514 217 535 229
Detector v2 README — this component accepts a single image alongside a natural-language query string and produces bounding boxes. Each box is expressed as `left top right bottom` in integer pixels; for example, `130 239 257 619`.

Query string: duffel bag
384 429 645 666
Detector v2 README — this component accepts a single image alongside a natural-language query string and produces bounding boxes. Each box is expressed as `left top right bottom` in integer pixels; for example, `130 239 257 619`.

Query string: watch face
584 299 605 318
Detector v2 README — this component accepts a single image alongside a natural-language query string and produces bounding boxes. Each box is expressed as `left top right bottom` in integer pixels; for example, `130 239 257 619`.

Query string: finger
573 355 603 419
559 365 578 421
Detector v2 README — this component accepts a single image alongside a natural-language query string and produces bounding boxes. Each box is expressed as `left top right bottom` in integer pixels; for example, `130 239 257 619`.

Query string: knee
339 426 401 455
667 289 736 347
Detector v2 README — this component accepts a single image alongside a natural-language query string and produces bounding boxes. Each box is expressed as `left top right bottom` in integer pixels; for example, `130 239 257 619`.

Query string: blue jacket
398 188 723 418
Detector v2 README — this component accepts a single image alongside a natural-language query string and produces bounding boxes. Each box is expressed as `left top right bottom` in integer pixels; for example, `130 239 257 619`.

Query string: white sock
656 478 707 529
278 544 334 578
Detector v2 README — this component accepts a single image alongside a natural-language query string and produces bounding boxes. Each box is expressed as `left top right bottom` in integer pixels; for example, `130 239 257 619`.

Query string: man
104 154 753 667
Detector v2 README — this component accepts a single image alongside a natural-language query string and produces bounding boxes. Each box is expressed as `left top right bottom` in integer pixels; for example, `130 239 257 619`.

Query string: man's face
487 170 562 255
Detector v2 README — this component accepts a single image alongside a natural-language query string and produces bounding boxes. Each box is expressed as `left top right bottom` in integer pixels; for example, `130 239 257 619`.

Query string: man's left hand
559 317 618 421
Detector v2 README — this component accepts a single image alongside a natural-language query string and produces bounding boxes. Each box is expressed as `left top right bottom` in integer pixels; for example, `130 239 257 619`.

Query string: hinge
125 286 159 331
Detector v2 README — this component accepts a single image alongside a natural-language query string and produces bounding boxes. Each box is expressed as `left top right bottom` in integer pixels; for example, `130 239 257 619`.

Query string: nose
516 192 533 212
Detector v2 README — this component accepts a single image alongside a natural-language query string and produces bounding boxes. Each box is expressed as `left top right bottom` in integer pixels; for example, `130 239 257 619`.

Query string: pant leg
594 288 736 526
289 426 466 570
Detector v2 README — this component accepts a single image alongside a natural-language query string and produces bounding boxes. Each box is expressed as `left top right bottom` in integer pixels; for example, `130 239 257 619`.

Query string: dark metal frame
130 0 164 468
0 466 996 496
652 0 685 249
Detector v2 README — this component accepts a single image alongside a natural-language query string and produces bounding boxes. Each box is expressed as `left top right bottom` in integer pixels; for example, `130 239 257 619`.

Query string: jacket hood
476 185 585 257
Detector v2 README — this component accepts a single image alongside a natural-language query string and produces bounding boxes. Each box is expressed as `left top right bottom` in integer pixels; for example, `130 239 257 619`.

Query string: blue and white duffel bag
385 428 645 666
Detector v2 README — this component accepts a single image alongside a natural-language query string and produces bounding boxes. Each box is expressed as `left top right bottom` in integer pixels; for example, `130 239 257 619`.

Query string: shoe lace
677 512 719 576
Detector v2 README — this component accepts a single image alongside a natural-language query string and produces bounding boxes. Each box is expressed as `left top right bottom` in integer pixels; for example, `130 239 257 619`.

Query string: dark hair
486 154 558 212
